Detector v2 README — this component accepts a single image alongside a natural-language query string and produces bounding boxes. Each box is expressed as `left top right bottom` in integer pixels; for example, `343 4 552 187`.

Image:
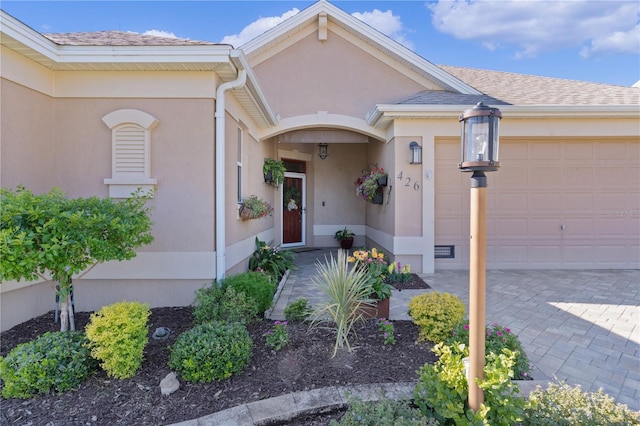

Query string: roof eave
367 104 640 129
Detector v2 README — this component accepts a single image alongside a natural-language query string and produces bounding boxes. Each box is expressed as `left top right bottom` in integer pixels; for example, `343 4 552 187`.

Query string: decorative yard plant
0 187 153 331
248 237 295 283
408 291 466 343
311 249 374 357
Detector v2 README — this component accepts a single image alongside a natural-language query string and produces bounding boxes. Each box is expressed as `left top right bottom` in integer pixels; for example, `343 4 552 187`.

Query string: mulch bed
1 298 436 425
389 273 431 291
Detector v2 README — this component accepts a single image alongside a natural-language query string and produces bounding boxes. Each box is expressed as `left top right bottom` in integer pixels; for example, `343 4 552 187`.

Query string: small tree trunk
58 276 75 332
59 295 70 332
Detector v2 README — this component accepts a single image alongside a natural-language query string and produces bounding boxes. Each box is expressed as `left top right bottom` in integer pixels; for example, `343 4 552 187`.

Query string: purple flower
504 328 511 334
463 324 470 330
282 321 288 326
274 320 281 325
496 331 503 337
384 333 389 338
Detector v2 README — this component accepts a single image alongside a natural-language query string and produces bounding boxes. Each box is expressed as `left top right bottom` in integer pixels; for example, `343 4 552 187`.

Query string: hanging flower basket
240 196 273 220
354 167 387 204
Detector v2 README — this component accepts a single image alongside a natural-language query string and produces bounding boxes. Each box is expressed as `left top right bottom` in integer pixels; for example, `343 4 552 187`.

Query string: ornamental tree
0 187 154 332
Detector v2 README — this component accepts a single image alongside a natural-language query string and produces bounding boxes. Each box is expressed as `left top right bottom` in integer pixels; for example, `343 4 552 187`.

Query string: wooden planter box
358 297 390 319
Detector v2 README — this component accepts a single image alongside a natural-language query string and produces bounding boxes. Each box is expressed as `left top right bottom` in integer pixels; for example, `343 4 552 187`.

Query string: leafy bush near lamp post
169 321 252 383
0 331 97 399
447 321 532 380
524 381 640 425
414 343 526 426
408 291 466 343
85 301 150 379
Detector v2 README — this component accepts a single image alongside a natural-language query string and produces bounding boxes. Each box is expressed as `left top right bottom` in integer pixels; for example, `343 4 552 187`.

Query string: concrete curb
167 380 551 426
167 382 415 426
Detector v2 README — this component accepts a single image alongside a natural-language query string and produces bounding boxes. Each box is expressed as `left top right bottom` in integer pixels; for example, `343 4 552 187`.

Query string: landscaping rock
160 372 180 396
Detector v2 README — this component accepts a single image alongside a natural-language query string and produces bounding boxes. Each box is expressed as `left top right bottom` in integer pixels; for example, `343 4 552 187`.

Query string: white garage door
434 137 640 269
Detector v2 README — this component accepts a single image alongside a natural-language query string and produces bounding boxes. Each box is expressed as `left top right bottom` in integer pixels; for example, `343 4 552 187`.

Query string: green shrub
194 283 260 324
169 321 252 383
223 271 277 315
333 397 439 426
0 331 96 399
414 343 525 426
448 321 531 380
408 292 465 343
284 298 313 322
524 381 640 425
85 301 150 379
248 237 296 283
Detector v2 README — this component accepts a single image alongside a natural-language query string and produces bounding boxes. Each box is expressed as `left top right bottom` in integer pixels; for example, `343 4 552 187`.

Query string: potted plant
354 167 387 204
263 158 286 187
240 195 274 220
348 248 394 318
334 227 355 249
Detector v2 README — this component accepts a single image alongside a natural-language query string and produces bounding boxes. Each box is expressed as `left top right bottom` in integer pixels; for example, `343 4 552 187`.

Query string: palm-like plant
310 250 374 357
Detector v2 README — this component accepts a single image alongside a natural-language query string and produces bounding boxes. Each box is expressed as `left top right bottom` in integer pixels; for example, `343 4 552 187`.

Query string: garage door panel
435 138 638 269
562 193 593 212
563 167 594 186
529 194 562 211
529 167 561 187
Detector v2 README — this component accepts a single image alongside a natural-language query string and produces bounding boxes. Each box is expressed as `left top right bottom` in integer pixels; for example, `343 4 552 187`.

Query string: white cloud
142 30 178 39
429 0 640 58
351 9 414 50
220 8 300 47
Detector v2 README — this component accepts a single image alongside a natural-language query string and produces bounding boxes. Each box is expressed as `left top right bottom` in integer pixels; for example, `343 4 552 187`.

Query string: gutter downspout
215 68 247 282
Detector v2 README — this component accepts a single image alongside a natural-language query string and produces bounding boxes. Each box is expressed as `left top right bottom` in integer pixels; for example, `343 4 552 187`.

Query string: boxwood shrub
169 321 252 383
0 331 97 399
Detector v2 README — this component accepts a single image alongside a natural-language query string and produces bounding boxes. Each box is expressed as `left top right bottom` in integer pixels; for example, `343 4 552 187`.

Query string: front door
282 172 305 247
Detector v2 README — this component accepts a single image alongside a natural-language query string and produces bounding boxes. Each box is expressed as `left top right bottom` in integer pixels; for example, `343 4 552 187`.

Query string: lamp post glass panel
458 102 502 411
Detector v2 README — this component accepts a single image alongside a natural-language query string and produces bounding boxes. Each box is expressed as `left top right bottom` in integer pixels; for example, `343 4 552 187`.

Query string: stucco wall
252 31 431 120
1 79 55 192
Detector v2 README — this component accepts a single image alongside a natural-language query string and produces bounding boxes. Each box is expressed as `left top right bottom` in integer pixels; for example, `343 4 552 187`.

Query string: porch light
409 141 422 164
318 143 328 160
459 102 502 172
459 102 502 412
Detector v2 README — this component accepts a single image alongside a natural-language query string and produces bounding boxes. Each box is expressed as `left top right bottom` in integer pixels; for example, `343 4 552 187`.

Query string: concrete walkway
271 248 640 411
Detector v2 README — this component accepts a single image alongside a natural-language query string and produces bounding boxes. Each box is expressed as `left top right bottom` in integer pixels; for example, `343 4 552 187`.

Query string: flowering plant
264 320 289 350
240 195 273 219
447 321 531 380
354 167 387 202
348 248 393 300
386 261 411 284
377 318 396 345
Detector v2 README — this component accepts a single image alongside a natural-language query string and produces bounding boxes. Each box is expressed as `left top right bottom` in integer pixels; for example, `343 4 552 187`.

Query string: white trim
260 112 385 142
226 228 276 271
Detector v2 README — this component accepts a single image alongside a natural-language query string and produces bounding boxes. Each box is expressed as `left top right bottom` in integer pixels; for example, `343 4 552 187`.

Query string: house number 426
397 171 420 191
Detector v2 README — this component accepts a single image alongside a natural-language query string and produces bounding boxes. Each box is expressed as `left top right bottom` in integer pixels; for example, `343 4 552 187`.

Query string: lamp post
458 102 502 411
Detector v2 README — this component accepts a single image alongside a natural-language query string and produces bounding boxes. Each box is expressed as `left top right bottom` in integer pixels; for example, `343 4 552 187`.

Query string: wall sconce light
318 143 328 160
409 141 422 164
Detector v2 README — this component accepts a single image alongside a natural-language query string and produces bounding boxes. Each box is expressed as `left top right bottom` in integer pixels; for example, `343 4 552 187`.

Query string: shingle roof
439 65 640 106
44 31 219 46
398 91 510 106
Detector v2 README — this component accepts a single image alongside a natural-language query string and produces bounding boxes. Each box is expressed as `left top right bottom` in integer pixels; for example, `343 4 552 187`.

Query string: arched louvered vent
102 109 158 198
114 125 147 177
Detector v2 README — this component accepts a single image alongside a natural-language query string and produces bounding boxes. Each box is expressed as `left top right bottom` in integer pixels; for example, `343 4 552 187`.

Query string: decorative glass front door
282 172 305 246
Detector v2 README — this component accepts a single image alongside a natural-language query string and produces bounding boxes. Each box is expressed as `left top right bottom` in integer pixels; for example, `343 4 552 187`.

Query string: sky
2 0 639 87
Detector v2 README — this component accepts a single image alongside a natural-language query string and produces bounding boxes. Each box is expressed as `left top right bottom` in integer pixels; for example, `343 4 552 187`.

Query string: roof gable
240 0 479 95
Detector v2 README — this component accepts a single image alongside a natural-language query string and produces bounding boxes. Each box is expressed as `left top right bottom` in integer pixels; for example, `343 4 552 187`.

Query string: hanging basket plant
354 167 387 203
263 158 286 187
240 195 273 220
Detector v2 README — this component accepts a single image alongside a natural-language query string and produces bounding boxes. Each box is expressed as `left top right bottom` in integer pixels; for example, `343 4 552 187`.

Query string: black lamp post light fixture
409 141 422 164
458 102 502 411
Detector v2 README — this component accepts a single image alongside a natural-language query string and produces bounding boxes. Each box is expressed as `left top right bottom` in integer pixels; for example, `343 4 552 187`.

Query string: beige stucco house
1 1 638 331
